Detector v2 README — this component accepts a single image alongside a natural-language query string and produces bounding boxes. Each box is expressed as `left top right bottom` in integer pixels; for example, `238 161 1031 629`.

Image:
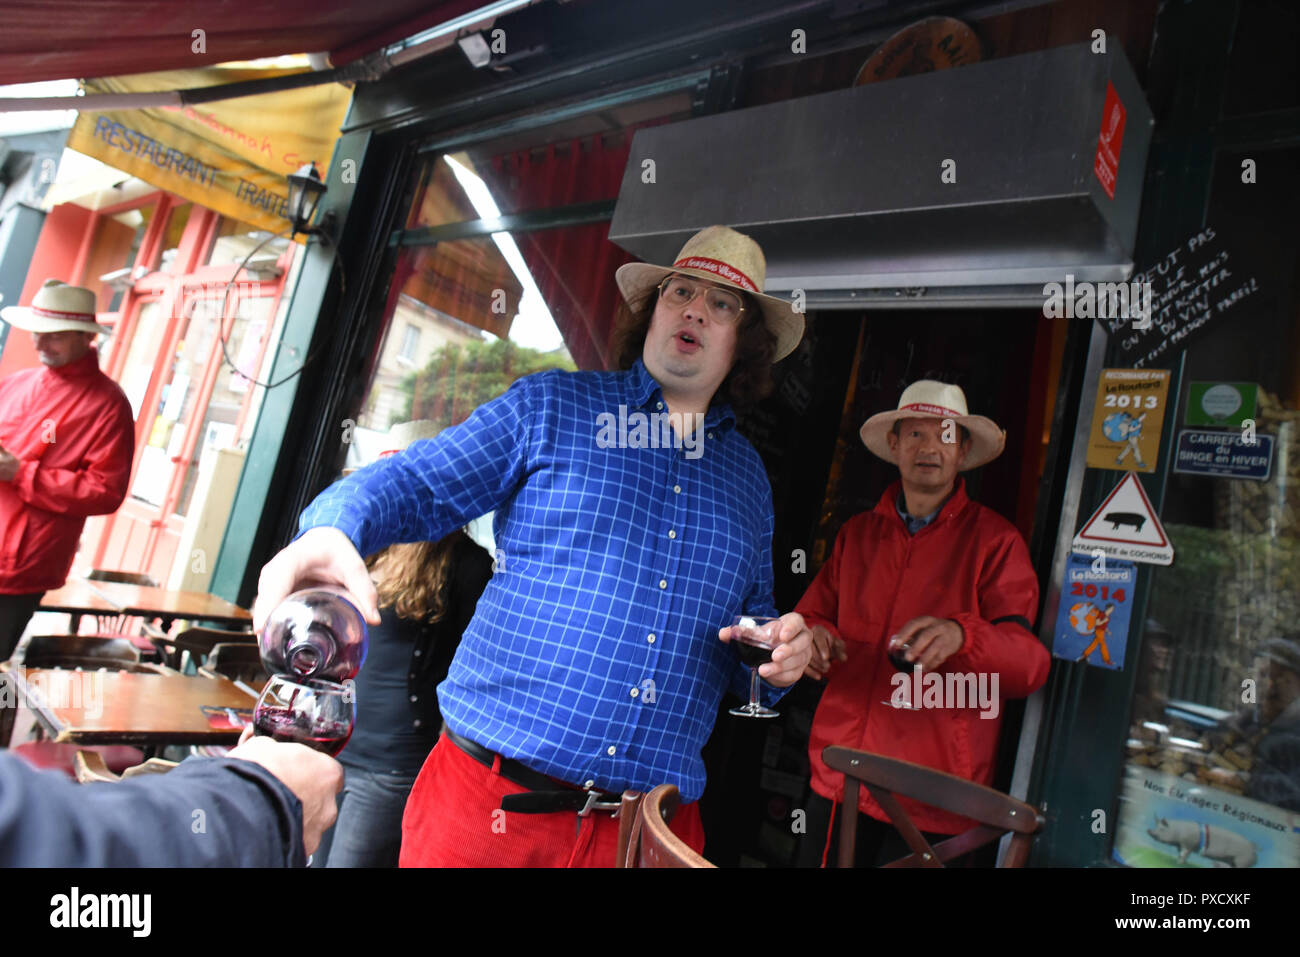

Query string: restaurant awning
0 0 493 85
64 66 353 235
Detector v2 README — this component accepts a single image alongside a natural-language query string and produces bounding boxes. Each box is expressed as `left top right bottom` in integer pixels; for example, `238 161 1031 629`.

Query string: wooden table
51 580 253 632
38 581 122 632
0 663 257 746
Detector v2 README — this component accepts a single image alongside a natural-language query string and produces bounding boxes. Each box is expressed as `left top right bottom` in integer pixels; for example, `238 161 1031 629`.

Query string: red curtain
484 125 665 370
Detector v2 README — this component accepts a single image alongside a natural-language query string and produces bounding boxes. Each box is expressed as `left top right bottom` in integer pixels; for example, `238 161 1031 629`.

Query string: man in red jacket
0 281 135 658
795 380 1050 866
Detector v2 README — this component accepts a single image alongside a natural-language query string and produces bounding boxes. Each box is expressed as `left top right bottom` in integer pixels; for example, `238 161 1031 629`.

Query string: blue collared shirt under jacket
299 360 782 802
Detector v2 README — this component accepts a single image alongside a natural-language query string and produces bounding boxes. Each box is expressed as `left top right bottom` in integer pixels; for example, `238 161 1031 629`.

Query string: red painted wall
0 203 95 379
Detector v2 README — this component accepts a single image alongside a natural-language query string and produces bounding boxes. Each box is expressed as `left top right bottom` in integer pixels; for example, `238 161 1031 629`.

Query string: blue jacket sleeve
0 753 306 867
298 374 536 557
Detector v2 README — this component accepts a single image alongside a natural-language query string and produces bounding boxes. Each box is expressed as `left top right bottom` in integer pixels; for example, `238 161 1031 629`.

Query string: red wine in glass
888 643 914 673
727 616 780 718
254 706 353 756
253 675 356 756
733 641 775 669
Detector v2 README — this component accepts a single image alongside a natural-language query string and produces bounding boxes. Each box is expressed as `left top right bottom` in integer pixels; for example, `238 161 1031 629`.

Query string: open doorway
702 307 1067 866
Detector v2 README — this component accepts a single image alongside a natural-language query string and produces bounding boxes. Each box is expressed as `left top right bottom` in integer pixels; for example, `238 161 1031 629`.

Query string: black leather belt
443 726 622 816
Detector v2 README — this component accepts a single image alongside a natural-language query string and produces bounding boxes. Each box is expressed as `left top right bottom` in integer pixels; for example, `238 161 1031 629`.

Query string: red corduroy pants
399 733 705 867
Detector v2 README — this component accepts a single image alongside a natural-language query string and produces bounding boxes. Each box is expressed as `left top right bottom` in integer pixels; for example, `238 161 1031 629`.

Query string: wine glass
884 635 922 711
727 615 781 719
253 675 356 756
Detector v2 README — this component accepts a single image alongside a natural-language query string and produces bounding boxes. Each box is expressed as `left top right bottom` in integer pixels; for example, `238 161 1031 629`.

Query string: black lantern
286 162 329 239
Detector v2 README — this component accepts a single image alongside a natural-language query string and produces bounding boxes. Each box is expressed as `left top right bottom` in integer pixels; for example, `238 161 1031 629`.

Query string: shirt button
656 401 664 411
413 649 422 657
659 579 667 589
647 634 656 644
630 688 639 698
607 746 617 756
673 484 681 494
585 779 595 789
409 694 418 703
668 530 676 539
413 719 422 728
708 432 715 439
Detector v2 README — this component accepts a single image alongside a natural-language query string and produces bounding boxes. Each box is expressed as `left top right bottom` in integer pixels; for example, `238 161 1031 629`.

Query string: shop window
205 216 291 269
1113 147 1300 867
174 294 276 517
397 323 421 364
158 202 194 272
86 201 157 313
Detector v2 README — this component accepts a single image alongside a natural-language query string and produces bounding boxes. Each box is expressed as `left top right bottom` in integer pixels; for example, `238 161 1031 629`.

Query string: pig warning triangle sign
1072 472 1174 565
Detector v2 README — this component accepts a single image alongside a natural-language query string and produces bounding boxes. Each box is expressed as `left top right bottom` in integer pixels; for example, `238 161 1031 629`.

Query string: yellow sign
67 66 352 235
1086 368 1172 472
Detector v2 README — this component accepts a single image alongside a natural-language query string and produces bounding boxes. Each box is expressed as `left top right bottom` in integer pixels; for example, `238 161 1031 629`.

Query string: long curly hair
366 530 471 623
610 280 776 411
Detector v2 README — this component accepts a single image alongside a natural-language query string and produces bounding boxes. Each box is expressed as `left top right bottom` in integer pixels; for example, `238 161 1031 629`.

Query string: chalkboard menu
1103 225 1260 367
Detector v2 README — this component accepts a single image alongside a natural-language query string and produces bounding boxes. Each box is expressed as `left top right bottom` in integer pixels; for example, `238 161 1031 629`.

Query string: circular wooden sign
853 17 982 86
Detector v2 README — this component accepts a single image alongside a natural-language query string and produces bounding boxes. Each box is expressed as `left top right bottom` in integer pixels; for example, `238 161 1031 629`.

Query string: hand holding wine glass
888 616 965 671
228 727 344 857
719 611 814 687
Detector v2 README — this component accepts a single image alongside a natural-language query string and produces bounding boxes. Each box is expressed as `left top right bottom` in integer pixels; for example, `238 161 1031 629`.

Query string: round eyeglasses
657 275 746 324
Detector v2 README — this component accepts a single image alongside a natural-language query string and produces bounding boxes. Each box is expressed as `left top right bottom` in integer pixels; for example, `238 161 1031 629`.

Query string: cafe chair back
15 635 141 671
6 740 146 778
75 749 178 783
153 626 255 670
821 746 1044 867
79 569 164 659
616 784 714 868
198 642 268 686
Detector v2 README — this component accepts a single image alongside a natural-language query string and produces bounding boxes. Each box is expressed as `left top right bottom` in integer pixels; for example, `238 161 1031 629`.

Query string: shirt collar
626 358 737 434
879 477 968 532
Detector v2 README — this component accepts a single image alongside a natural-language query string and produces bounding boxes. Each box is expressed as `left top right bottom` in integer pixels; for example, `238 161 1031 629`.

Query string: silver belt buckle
578 789 622 817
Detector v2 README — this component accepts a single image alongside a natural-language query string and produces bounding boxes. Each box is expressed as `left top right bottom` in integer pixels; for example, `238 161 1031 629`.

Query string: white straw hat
615 225 804 362
1 279 111 335
860 380 1006 470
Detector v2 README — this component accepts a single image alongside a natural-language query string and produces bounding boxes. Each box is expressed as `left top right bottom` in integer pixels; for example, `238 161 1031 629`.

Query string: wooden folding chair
75 750 178 783
152 626 255 670
822 746 1044 867
197 642 267 687
15 634 142 671
77 569 164 661
616 784 714 868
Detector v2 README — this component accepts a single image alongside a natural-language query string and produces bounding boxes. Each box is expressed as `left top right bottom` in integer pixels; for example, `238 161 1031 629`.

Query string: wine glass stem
749 667 761 709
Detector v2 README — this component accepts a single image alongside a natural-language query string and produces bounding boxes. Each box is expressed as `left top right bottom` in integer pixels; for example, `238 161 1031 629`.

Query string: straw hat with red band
1 279 111 335
860 379 1006 470
614 225 804 362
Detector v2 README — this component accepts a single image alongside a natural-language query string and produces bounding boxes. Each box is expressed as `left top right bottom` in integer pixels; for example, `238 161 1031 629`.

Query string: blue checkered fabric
299 359 783 802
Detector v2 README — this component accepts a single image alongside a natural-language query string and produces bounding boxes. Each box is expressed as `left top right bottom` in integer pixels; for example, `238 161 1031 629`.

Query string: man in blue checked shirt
254 225 814 867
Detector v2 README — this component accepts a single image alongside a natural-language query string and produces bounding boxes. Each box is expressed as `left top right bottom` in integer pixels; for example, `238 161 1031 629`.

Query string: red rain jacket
0 349 134 594
795 478 1050 835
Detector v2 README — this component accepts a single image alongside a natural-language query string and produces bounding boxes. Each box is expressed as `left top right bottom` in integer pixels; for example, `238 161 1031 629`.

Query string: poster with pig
1112 765 1299 867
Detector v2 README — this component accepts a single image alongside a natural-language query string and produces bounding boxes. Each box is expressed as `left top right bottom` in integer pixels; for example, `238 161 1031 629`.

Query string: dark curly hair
610 278 777 412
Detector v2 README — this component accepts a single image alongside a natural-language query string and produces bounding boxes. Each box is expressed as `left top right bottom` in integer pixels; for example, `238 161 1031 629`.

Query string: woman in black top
319 529 493 867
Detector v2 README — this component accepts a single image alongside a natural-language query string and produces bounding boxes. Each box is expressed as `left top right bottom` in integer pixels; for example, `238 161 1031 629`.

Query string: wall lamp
287 162 336 244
